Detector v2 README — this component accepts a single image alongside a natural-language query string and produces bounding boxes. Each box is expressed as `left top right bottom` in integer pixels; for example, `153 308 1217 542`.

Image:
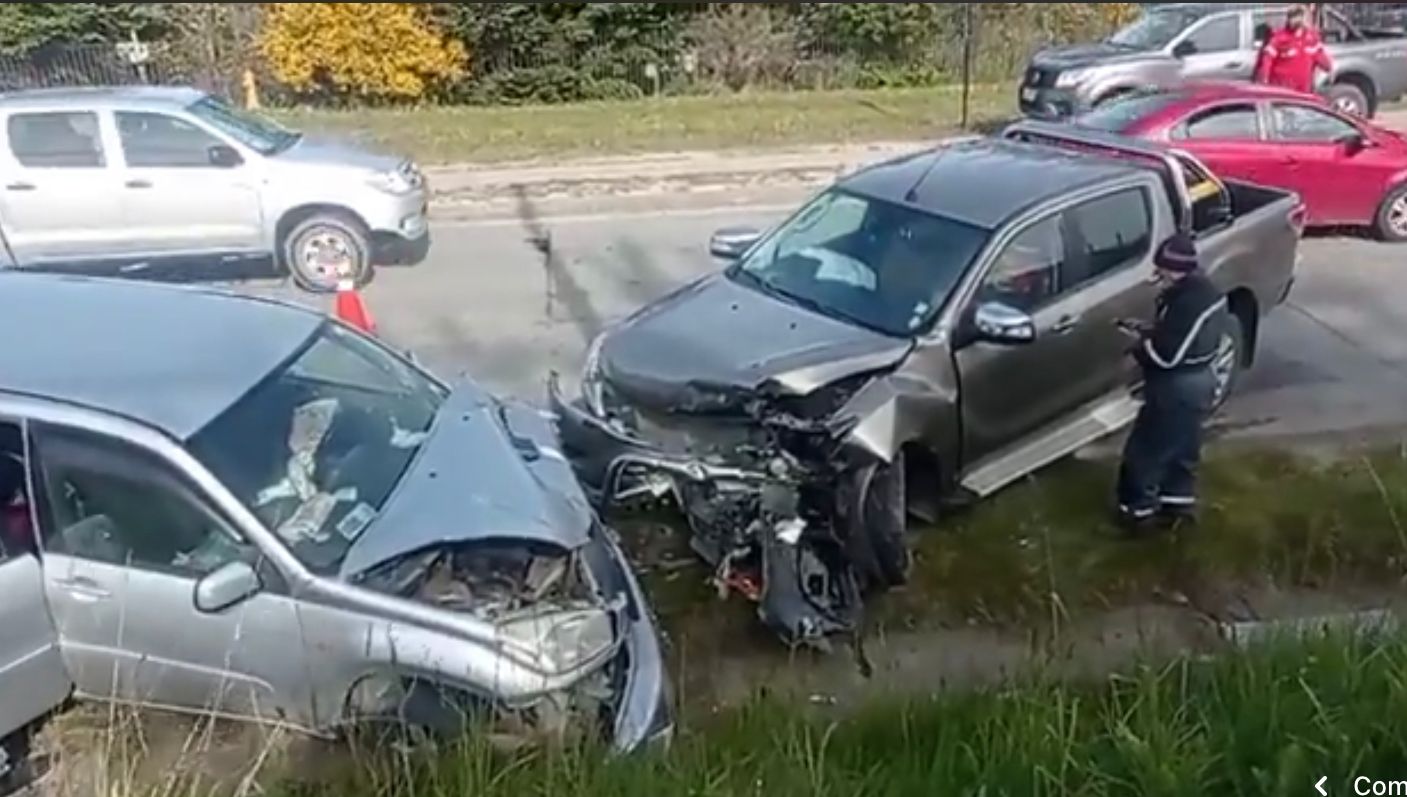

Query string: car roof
1150 3 1292 17
837 137 1148 228
0 85 206 114
0 272 323 440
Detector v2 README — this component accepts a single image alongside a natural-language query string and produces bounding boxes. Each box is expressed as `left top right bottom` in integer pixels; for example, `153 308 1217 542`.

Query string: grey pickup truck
550 122 1304 647
1023 3 1407 118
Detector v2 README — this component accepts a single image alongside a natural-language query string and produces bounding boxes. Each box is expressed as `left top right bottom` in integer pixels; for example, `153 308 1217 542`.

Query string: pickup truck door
957 185 1161 464
1264 101 1384 224
114 111 264 257
0 434 72 740
0 109 128 266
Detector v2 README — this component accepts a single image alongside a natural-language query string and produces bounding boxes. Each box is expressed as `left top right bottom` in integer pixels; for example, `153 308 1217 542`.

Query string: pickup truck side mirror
1172 40 1198 58
194 560 262 614
208 144 244 168
1334 131 1369 155
709 227 762 261
973 301 1037 345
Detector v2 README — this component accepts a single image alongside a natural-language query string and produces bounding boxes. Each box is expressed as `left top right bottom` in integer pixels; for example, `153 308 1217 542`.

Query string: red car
1075 82 1407 241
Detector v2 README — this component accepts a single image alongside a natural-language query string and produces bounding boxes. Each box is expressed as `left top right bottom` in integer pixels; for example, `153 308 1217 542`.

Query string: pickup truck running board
959 392 1142 498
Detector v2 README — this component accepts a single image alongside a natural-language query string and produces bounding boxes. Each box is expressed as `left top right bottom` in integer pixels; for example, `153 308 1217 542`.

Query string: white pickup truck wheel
282 212 372 293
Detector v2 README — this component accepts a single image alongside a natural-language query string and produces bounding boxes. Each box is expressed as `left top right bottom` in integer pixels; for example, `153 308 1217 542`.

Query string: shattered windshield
728 189 990 337
1108 10 1199 50
188 323 447 574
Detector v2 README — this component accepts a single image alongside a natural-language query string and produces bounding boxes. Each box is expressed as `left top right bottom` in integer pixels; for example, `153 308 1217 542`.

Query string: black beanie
1154 233 1199 273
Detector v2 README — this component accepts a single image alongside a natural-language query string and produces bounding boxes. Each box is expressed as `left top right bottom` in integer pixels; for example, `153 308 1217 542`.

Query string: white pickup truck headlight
1055 69 1089 89
499 607 617 675
368 168 417 196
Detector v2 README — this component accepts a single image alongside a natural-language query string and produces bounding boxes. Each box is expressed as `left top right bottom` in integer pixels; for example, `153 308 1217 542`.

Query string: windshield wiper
733 267 856 328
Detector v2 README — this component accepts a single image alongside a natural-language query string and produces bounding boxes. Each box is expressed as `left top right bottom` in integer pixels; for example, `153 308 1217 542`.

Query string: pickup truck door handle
125 179 152 189
5 182 35 191
1049 315 1080 335
1224 61 1244 69
54 576 111 602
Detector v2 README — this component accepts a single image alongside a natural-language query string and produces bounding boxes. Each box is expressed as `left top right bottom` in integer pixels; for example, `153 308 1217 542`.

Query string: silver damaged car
0 273 672 757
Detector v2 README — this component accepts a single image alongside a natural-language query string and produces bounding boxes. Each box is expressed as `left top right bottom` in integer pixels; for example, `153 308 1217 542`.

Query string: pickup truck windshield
1108 10 1199 50
728 190 990 337
187 96 300 155
188 323 447 574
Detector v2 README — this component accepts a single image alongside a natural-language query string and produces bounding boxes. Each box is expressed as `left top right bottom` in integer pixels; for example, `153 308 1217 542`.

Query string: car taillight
1290 202 1308 234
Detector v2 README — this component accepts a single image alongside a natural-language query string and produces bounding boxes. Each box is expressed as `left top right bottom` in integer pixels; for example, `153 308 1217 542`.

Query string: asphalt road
241 205 1407 446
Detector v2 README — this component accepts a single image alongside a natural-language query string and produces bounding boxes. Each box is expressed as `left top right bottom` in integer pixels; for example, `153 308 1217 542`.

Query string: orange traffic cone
333 278 376 335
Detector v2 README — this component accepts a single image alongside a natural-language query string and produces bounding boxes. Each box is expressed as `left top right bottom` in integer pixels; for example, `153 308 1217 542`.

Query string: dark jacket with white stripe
1135 273 1228 375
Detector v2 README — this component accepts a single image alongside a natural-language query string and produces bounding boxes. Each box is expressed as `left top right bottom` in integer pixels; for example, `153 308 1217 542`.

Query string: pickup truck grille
1025 68 1057 88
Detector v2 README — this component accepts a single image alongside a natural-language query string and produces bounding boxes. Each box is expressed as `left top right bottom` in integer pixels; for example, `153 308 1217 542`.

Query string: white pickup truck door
0 109 129 266
113 111 264 257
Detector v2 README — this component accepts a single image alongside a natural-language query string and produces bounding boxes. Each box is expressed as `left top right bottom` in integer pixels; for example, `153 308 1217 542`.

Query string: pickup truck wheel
1374 184 1407 243
283 212 372 293
1210 318 1245 413
1326 82 1371 117
854 452 912 590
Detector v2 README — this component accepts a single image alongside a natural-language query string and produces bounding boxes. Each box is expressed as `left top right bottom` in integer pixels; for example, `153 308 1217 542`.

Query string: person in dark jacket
1115 232 1229 531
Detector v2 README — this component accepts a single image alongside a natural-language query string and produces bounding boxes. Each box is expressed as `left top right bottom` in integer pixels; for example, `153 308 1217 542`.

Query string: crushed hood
338 384 593 578
1032 42 1165 70
599 274 913 412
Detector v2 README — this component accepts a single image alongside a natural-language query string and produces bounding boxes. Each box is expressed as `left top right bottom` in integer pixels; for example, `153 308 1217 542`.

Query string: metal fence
0 42 190 93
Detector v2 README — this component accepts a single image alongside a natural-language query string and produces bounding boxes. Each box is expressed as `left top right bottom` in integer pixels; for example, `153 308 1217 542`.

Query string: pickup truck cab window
6 111 105 169
1182 14 1241 54
979 216 1063 313
1271 103 1358 142
729 189 991 337
116 111 227 169
1109 8 1198 50
32 425 251 578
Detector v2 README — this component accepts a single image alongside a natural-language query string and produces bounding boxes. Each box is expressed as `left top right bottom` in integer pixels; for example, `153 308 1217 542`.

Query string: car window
1183 15 1241 53
978 216 1064 313
1063 188 1154 286
1271 103 1358 142
6 111 105 169
1075 90 1184 133
32 425 251 578
1176 104 1261 140
1252 11 1287 43
1 420 32 560
1320 11 1357 43
117 112 224 168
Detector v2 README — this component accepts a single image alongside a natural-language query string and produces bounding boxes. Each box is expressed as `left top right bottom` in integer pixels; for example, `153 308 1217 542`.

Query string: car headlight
581 332 607 417
1055 69 1088 89
499 608 617 675
368 168 416 195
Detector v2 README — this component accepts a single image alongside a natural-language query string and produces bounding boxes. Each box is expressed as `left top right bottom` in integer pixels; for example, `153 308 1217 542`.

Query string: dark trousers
1116 368 1217 517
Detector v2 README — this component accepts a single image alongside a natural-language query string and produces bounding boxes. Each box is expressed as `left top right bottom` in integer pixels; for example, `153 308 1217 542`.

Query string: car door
1174 12 1253 80
0 420 71 737
0 109 128 266
1167 101 1275 184
29 422 310 726
114 110 264 256
1266 100 1383 224
956 184 1161 462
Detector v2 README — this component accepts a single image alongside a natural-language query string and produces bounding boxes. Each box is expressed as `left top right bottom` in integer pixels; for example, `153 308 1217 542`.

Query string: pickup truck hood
338 384 593 579
1032 42 1164 70
598 274 913 412
275 134 406 173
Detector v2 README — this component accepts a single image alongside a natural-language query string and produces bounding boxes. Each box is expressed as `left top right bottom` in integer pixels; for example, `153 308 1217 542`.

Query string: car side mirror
194 560 262 613
1335 131 1368 155
973 301 1037 345
709 227 762 261
208 144 243 168
1172 40 1197 58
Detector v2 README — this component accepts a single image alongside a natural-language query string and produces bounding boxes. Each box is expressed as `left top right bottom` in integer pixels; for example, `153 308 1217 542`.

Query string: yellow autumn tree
259 3 466 100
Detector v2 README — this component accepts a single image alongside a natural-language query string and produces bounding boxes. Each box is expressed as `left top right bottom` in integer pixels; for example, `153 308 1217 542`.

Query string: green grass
273 632 1407 796
271 85 1013 165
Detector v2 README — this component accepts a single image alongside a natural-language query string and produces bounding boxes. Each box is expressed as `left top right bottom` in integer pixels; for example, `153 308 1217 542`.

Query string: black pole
960 3 974 130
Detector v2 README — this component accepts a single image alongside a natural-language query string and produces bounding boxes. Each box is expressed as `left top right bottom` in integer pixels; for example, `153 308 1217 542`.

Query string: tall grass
279 632 1407 797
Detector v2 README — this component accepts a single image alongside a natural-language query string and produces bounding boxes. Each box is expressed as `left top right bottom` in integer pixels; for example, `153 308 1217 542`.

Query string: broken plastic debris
775 518 806 546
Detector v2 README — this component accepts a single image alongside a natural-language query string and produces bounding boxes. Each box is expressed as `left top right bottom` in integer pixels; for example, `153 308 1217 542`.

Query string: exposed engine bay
357 538 628 747
552 368 910 651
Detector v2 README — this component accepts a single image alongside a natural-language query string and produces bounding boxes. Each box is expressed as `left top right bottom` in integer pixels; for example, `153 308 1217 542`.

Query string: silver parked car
0 86 429 291
0 273 671 756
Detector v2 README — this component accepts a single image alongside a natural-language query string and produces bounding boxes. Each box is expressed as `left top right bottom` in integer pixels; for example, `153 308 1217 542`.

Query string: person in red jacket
1254 5 1333 93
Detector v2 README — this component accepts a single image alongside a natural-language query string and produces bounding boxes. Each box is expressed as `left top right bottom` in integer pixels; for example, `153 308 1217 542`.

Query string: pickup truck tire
1325 82 1371 117
282 212 373 293
1211 317 1246 413
852 452 912 590
1373 184 1407 242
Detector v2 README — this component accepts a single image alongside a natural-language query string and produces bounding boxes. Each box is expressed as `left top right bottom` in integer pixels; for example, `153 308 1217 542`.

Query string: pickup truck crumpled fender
831 371 959 466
